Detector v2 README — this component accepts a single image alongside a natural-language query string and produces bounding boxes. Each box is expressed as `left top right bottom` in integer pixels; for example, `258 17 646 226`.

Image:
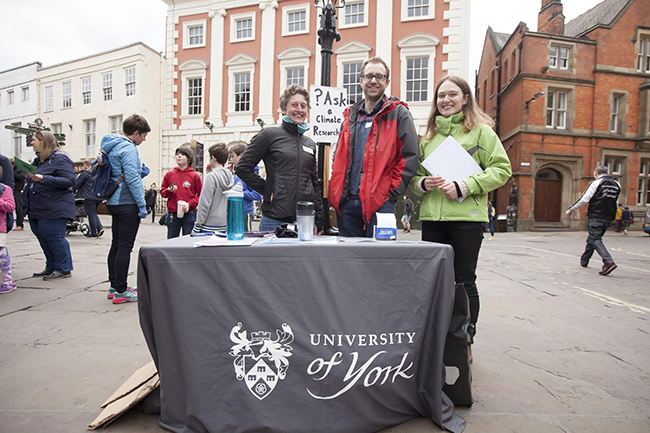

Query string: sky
0 0 605 79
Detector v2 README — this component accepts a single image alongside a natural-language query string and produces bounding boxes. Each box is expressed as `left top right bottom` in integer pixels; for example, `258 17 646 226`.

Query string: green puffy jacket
409 113 512 222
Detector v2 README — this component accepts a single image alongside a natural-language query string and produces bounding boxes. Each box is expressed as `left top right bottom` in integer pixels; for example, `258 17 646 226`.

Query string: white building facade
160 0 471 173
37 43 165 184
0 62 41 160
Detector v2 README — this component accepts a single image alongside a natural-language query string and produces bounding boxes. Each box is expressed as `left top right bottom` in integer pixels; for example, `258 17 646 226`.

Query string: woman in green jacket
410 75 512 348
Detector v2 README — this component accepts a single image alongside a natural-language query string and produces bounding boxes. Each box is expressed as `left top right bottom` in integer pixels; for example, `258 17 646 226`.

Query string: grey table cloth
138 236 465 433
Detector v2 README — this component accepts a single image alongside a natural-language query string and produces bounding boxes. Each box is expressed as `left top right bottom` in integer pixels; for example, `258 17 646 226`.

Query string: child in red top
160 146 203 238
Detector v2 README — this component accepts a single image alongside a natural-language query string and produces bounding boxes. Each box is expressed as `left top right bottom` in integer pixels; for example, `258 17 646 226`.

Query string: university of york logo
229 322 294 400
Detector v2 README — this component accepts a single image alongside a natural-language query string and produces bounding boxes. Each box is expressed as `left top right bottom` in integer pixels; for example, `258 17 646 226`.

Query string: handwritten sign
309 85 347 143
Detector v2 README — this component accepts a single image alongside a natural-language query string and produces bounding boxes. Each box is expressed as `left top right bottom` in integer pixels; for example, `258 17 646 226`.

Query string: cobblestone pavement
1 217 648 432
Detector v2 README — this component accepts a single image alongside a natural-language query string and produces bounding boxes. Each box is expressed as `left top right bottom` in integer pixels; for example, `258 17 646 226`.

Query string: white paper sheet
421 135 483 182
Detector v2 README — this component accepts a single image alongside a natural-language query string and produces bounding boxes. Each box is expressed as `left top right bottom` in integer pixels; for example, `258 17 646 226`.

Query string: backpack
90 149 124 200
0 184 14 232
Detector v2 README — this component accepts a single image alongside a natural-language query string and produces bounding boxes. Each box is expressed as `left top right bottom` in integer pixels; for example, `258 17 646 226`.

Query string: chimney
538 0 565 35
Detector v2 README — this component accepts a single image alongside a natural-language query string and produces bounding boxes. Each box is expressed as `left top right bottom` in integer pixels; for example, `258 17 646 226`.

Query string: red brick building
477 0 650 230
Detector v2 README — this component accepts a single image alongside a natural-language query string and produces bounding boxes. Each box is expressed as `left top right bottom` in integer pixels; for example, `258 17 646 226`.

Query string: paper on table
193 236 257 247
14 157 37 175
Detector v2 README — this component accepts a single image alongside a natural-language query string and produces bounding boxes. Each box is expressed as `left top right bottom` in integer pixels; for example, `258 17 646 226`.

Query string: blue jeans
106 204 141 293
581 219 614 266
259 215 288 231
167 210 196 239
487 218 495 236
84 199 103 236
337 198 396 237
29 218 73 273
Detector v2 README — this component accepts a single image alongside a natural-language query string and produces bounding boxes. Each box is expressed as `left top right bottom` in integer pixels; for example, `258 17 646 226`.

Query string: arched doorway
534 168 563 223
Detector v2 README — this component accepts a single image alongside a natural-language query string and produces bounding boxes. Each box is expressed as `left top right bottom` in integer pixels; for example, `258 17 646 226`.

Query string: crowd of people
3 57 636 360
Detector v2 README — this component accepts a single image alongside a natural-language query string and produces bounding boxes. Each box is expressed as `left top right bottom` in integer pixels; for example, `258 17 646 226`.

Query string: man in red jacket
329 57 419 237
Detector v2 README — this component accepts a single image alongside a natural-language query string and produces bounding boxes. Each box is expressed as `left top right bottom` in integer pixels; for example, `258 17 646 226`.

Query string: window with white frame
549 45 569 69
341 0 368 28
231 13 255 42
638 159 650 205
7 90 14 105
21 86 29 102
11 123 21 157
546 90 568 129
609 93 626 133
62 82 72 108
109 115 123 135
405 56 429 102
187 78 203 115
278 47 312 99
124 66 136 97
179 59 208 124
604 156 624 186
283 4 309 35
81 77 91 105
84 119 96 157
102 72 113 101
51 123 62 135
234 72 251 112
637 36 650 73
398 34 438 113
286 67 305 87
183 19 207 49
342 61 363 104
226 54 256 125
402 0 434 21
44 86 53 112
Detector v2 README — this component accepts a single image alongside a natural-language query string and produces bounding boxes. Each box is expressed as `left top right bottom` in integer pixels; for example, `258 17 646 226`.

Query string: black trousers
106 204 141 293
422 221 484 332
13 189 23 227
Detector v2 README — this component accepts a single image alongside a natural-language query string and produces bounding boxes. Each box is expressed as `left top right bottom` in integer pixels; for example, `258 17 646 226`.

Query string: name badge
365 121 372 129
302 145 314 155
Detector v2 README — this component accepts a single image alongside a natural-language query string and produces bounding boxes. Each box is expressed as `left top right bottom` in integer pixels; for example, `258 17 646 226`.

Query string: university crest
229 322 294 400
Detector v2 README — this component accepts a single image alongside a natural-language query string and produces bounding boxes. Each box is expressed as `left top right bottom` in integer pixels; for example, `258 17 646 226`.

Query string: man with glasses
329 56 419 237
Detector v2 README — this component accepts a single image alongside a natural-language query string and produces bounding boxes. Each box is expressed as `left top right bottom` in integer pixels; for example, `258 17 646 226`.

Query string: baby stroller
66 198 90 235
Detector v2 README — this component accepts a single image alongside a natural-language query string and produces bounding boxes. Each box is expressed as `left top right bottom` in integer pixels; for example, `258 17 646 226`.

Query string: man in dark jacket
144 183 158 223
329 56 419 237
566 165 621 275
74 159 104 237
11 159 26 230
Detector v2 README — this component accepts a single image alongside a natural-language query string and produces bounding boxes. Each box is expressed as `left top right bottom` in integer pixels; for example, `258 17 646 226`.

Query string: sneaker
0 283 16 294
623 230 627 235
112 286 138 304
580 262 588 268
97 229 104 238
405 230 411 233
107 287 117 300
14 226 23 231
599 262 617 276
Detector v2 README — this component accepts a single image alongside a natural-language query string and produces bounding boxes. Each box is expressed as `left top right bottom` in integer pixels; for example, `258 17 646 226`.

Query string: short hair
361 56 390 79
594 165 608 175
208 143 229 165
83 159 92 167
229 141 247 157
279 84 310 112
175 145 194 168
123 114 151 135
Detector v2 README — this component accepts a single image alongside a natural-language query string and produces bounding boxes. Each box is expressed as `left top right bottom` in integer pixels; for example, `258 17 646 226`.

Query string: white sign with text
309 85 348 143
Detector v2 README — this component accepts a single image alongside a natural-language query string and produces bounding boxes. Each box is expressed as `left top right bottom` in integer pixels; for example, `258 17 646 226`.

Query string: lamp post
525 91 545 110
314 0 344 235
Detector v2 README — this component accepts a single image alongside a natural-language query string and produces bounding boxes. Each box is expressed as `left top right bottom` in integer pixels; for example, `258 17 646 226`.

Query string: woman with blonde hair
24 131 75 280
410 75 512 355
